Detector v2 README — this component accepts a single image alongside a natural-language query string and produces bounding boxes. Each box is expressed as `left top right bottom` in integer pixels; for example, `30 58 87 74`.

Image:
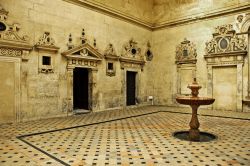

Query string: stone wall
0 0 152 122
151 13 249 112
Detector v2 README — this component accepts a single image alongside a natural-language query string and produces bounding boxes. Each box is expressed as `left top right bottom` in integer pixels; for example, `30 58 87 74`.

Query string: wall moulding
63 0 250 31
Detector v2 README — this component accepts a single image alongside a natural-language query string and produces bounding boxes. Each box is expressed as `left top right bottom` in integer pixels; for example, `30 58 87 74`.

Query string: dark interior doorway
73 68 89 110
126 71 136 106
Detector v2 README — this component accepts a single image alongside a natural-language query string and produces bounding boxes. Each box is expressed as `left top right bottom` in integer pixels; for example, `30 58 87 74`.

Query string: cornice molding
63 0 250 31
63 0 153 30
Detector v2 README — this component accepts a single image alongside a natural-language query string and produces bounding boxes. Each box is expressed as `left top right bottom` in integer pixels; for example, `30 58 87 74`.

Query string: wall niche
104 43 119 77
35 32 59 73
175 38 197 95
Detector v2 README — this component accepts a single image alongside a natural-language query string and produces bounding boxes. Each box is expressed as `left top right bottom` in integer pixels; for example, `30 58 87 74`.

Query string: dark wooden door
126 71 136 106
73 68 89 110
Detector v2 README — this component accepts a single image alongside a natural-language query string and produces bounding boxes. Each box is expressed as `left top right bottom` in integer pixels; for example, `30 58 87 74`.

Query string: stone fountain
174 78 216 142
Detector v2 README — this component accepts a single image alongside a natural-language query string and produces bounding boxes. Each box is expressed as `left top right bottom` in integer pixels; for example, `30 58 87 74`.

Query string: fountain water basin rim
176 96 215 105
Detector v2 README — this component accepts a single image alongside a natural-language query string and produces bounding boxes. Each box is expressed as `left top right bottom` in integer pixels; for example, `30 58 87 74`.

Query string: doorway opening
126 71 136 106
73 68 89 110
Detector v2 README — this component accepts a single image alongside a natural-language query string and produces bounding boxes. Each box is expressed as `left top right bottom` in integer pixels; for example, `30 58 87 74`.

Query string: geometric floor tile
0 107 250 166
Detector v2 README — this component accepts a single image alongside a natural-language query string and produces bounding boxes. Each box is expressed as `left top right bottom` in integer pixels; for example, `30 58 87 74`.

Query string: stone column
66 68 73 114
91 69 98 111
207 65 213 109
177 66 181 94
237 63 243 111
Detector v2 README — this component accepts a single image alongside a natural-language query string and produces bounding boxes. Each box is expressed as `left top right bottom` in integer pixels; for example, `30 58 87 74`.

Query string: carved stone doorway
73 68 89 110
126 71 136 106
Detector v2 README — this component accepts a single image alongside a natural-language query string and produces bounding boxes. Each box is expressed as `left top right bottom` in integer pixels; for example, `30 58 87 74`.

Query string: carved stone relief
0 5 32 60
104 43 119 77
205 24 247 55
176 38 197 64
120 38 145 70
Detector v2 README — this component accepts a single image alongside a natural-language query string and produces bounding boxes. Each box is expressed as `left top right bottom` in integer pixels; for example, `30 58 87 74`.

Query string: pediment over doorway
61 43 103 69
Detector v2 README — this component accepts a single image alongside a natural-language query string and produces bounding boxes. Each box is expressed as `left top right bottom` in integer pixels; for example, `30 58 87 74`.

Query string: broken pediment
204 24 247 65
120 39 145 70
205 24 247 55
0 5 32 59
61 43 103 69
35 32 59 52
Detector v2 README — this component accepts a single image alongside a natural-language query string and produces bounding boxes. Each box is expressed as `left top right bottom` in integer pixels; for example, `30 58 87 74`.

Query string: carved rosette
120 38 145 70
175 38 197 64
205 24 247 55
35 32 59 52
0 5 32 59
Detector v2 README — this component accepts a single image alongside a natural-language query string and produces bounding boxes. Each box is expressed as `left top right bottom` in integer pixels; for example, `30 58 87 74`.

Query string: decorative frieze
176 38 197 64
0 48 22 57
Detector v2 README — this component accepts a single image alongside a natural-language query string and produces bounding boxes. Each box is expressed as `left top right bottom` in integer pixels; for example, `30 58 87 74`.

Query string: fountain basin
176 96 215 106
173 131 217 142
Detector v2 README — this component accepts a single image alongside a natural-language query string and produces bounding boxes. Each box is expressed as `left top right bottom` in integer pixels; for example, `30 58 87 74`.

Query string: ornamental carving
120 38 145 70
35 32 59 52
145 41 153 61
121 38 143 60
175 38 197 64
0 5 32 58
205 24 247 55
104 43 118 59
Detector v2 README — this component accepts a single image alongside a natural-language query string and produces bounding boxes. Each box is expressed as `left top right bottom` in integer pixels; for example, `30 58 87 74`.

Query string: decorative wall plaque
175 38 197 64
104 43 119 76
0 5 32 60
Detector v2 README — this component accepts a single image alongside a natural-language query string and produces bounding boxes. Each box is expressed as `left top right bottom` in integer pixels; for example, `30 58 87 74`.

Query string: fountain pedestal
175 78 216 142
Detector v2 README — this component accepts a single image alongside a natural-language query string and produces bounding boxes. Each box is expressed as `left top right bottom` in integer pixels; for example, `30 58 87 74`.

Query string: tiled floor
0 106 249 166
